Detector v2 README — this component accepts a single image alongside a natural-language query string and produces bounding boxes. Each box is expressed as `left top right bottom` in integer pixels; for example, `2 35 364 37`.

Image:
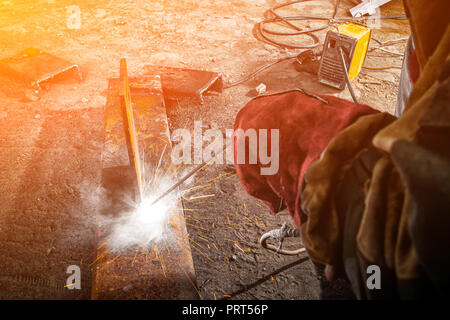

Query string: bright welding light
105 196 173 252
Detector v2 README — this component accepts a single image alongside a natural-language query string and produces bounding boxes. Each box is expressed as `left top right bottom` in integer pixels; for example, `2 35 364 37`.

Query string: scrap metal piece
0 48 82 90
144 66 223 103
350 0 392 17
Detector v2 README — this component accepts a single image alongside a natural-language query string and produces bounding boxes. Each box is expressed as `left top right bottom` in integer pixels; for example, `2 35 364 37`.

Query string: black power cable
257 0 340 49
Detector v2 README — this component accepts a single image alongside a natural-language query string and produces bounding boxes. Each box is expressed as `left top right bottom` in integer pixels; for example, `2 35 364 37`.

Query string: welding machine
318 23 371 90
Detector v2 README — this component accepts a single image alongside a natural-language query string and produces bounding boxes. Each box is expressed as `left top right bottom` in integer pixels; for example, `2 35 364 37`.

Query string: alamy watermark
171 121 279 175
366 265 381 290
66 265 81 290
66 5 81 30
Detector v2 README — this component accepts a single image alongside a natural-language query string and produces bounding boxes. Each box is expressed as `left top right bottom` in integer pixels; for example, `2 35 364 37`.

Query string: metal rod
339 47 360 104
151 143 229 206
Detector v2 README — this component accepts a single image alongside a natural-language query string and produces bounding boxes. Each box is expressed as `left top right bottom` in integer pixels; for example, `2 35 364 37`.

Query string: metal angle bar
119 58 143 202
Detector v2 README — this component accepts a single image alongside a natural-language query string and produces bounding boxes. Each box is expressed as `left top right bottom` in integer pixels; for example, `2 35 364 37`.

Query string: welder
233 0 450 299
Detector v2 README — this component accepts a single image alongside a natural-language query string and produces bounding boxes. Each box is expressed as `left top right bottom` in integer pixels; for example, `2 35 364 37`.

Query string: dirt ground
0 0 410 299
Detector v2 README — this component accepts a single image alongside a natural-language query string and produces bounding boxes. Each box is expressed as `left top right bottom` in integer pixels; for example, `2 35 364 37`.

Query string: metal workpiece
91 212 199 300
94 60 198 300
144 65 223 103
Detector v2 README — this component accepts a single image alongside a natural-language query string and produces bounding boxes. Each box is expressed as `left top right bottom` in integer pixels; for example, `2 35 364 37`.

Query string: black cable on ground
257 0 340 49
224 0 407 89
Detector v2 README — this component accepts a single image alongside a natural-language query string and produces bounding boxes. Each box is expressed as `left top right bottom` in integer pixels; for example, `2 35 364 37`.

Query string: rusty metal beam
93 61 198 300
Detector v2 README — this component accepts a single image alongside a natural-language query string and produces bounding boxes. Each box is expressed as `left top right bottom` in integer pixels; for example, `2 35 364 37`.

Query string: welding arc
151 144 229 206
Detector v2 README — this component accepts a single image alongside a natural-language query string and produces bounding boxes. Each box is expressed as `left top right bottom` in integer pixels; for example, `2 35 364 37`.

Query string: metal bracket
144 66 223 103
0 48 82 90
